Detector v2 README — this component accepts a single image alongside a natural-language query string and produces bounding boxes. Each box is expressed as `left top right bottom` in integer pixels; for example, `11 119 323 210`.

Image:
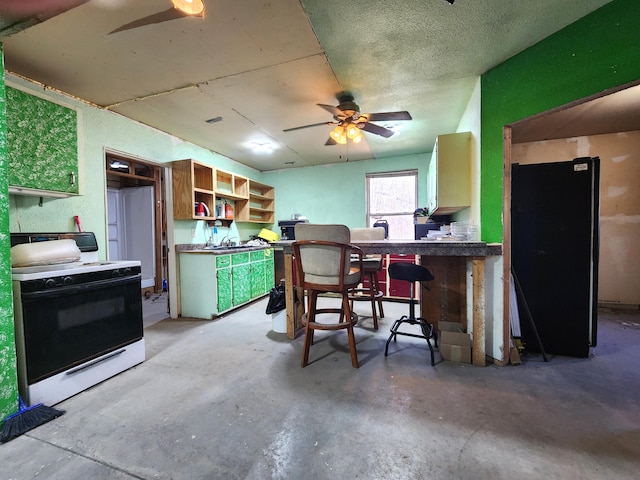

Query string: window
366 170 417 240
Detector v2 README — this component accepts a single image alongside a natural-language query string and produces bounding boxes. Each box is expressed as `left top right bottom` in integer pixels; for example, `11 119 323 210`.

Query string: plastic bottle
224 201 234 219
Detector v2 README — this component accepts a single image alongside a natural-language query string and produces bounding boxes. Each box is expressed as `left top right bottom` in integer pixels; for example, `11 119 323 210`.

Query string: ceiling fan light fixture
172 0 205 15
330 125 347 144
346 123 360 139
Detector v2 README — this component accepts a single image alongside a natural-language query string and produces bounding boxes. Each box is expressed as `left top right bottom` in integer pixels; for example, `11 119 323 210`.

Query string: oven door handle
20 274 141 301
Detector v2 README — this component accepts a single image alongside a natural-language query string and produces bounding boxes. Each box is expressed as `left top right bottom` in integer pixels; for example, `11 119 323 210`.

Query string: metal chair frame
384 262 438 366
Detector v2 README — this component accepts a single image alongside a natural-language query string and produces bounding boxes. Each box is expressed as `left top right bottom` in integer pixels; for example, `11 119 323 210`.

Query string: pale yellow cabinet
426 131 472 215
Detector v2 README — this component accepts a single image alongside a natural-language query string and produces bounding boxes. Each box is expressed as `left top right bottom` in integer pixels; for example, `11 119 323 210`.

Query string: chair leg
301 291 318 368
384 317 404 356
342 293 359 368
366 271 379 330
370 272 384 320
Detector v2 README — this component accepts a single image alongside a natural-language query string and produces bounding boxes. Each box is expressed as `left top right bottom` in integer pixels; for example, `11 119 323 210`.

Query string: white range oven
11 232 145 406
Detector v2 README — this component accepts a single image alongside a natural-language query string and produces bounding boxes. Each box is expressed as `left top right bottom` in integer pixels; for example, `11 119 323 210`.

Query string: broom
0 396 65 443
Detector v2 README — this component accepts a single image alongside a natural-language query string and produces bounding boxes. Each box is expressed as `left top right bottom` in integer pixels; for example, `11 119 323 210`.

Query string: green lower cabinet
181 248 276 319
250 260 266 298
232 263 251 305
265 258 275 289
216 267 232 312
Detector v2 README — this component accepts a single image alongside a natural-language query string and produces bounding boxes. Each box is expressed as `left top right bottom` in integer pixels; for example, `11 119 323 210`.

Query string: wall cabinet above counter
171 159 274 224
427 131 471 216
6 86 79 197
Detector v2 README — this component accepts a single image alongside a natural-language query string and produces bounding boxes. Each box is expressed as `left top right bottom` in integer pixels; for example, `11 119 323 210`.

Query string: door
511 157 600 357
121 186 155 289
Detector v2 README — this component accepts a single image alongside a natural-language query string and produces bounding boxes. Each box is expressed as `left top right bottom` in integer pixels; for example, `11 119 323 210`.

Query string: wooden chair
293 223 364 368
348 227 386 329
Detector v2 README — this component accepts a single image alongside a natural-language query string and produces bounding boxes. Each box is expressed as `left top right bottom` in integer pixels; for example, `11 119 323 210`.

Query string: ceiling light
330 125 347 144
172 0 204 15
346 123 360 139
251 142 274 154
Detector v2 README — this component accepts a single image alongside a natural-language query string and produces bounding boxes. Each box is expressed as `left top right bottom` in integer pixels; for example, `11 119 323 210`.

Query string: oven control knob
63 276 74 286
123 267 132 275
45 278 56 289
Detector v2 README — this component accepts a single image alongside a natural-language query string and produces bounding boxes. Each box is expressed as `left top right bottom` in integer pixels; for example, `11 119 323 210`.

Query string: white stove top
12 260 141 281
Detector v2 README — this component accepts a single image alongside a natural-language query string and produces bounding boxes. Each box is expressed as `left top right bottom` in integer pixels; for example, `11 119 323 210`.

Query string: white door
121 186 156 288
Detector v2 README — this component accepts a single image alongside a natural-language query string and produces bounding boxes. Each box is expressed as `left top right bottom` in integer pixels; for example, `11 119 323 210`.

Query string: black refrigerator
511 157 600 358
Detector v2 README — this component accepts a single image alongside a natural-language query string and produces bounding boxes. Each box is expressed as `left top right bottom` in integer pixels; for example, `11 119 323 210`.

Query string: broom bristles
1 399 65 443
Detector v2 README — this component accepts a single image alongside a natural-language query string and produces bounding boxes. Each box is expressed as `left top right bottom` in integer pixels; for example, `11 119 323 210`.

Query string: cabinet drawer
216 255 231 268
250 250 265 262
232 252 250 265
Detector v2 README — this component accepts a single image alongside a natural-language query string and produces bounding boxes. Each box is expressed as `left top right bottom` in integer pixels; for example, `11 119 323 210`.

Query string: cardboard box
440 331 472 363
438 320 465 334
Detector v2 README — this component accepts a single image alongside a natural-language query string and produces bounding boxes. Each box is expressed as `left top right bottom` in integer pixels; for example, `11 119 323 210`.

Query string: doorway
105 152 167 296
502 82 640 358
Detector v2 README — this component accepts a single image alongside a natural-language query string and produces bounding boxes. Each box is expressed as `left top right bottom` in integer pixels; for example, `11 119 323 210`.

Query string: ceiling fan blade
361 122 395 138
108 7 197 34
283 121 333 132
366 111 412 122
325 137 337 146
317 104 344 117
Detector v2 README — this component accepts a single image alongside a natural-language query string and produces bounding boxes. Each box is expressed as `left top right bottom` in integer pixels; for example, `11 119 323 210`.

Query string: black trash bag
265 284 286 314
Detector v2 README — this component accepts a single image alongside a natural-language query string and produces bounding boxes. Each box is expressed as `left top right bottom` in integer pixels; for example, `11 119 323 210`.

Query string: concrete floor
1 298 639 479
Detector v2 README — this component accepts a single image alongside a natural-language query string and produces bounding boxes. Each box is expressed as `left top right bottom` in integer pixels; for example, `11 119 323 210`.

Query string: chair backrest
293 224 360 289
350 227 385 241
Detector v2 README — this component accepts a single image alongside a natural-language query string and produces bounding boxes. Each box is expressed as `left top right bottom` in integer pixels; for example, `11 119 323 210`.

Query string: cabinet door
388 255 417 298
264 258 275 290
216 267 232 312
232 264 251 305
250 261 266 298
6 87 79 194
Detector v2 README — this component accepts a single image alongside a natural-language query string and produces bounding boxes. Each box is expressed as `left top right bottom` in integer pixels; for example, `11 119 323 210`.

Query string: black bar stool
384 262 438 365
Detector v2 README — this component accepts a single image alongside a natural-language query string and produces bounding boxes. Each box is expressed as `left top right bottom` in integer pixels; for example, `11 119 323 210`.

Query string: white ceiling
0 0 624 171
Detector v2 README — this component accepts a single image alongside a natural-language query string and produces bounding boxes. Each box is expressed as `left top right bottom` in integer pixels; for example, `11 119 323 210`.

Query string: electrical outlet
191 228 197 237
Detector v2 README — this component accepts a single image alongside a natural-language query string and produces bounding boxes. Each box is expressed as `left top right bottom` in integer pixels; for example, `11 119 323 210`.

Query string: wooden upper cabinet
236 180 275 224
427 131 472 216
171 159 274 224
172 159 215 220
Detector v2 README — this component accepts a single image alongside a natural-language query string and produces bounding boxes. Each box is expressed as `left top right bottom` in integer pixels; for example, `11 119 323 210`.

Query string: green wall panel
480 0 640 242
6 86 78 194
0 44 19 420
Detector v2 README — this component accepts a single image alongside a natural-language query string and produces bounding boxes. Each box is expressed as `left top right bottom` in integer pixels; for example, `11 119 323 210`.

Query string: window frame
366 170 418 239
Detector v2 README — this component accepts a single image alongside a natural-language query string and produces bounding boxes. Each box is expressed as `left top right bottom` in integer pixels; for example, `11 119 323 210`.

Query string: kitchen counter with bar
273 240 503 366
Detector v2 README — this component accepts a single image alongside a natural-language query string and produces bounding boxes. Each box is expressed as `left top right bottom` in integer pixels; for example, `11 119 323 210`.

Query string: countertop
272 240 503 257
176 243 273 254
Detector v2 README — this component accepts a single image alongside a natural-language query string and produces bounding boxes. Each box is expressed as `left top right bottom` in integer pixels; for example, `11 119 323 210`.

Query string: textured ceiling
0 0 619 171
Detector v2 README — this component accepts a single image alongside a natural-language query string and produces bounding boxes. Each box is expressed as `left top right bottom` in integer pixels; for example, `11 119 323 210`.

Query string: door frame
105 150 166 294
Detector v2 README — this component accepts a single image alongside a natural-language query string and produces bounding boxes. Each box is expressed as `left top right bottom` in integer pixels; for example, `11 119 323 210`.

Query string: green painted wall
0 45 18 420
481 0 640 243
263 153 427 228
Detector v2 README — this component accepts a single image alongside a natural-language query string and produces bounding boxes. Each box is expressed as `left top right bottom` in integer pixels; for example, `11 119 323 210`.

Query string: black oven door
18 275 143 384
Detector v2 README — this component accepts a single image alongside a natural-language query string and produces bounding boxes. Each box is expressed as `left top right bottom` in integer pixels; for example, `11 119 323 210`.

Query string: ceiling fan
283 95 412 145
108 0 205 35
